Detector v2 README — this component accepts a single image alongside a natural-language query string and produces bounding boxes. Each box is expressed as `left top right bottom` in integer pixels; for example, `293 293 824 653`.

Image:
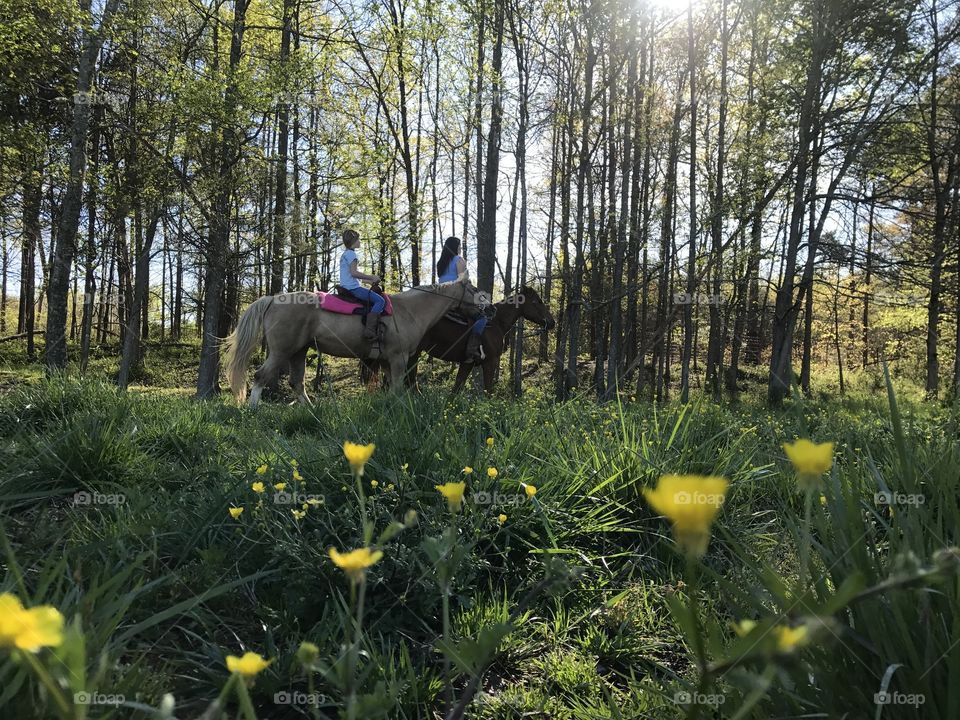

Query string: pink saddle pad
315 291 393 316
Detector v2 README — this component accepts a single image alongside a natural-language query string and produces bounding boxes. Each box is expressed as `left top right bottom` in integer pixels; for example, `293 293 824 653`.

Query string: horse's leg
406 352 420 392
481 358 496 395
387 353 409 391
289 347 311 405
250 353 288 408
451 362 472 394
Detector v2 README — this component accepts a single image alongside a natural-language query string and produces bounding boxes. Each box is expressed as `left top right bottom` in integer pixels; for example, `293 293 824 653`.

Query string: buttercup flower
226 651 272 677
274 483 287 491
783 439 834 491
486 437 495 447
774 625 809 653
228 507 244 519
290 459 298 468
251 482 265 494
643 474 729 558
733 619 756 637
435 482 466 512
487 467 498 479
292 470 304 482
291 509 306 520
463 466 474 475
329 547 383 583
498 514 507 525
296 641 319 665
0 594 64 652
370 480 379 488
524 484 537 498
343 441 376 476
255 464 268 475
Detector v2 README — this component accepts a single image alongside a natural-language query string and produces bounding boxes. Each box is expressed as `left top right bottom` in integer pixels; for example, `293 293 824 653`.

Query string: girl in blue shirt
437 236 487 361
340 229 385 340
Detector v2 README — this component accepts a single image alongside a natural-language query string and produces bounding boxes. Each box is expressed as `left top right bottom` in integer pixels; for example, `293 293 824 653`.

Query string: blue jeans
348 287 386 314
472 315 488 335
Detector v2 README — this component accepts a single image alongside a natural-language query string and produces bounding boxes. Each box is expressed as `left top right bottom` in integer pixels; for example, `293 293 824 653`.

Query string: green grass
0 365 958 718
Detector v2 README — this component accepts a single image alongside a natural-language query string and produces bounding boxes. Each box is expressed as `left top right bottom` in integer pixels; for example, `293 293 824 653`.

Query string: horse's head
517 285 555 330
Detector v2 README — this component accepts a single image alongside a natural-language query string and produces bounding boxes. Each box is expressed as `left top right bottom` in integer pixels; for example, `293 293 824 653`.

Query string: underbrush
0 375 957 718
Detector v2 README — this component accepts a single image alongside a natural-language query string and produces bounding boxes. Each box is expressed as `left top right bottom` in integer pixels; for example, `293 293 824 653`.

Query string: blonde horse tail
222 296 273 402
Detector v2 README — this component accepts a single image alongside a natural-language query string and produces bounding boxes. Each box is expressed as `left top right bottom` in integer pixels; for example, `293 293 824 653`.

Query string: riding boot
465 332 483 362
363 312 381 341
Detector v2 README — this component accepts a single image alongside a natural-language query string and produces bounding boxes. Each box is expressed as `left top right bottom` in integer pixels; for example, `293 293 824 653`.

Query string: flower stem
799 487 813 592
21 651 73 719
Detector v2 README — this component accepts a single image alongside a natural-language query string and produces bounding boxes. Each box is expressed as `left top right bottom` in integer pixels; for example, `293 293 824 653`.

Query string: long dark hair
437 236 461 276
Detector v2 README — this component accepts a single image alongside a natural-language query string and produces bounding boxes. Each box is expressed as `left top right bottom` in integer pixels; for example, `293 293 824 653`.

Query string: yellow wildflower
292 470 304 482
0 594 64 652
290 459 298 468
251 482 265 494
498 514 507 525
274 483 287 491
783 439 834 491
643 474 729 558
774 625 809 653
486 437 495 447
343 441 375 475
435 482 466 512
296 641 319 665
487 467 498 479
463 466 474 475
733 619 756 637
370 480 379 488
225 651 272 677
291 509 306 520
228 507 244 519
329 547 383 583
524 484 537 498
255 464 268 475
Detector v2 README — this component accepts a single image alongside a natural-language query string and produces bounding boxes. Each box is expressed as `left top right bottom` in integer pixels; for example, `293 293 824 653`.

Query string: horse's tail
223 296 273 402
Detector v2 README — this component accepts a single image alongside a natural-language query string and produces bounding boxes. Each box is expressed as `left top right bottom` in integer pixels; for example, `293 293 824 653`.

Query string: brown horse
223 275 482 406
364 285 555 394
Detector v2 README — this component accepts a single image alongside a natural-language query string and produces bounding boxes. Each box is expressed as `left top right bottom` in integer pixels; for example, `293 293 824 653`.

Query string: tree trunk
196 0 249 398
44 0 119 370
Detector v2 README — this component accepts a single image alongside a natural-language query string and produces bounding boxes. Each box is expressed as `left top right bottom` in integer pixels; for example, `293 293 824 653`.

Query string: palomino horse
363 285 555 394
223 274 482 406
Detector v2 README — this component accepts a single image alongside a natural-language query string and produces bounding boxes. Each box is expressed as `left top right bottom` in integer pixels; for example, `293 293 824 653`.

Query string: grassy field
1 349 958 718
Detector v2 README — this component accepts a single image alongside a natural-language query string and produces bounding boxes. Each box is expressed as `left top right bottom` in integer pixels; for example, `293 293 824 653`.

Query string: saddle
443 304 495 326
443 310 471 326
315 285 393 316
